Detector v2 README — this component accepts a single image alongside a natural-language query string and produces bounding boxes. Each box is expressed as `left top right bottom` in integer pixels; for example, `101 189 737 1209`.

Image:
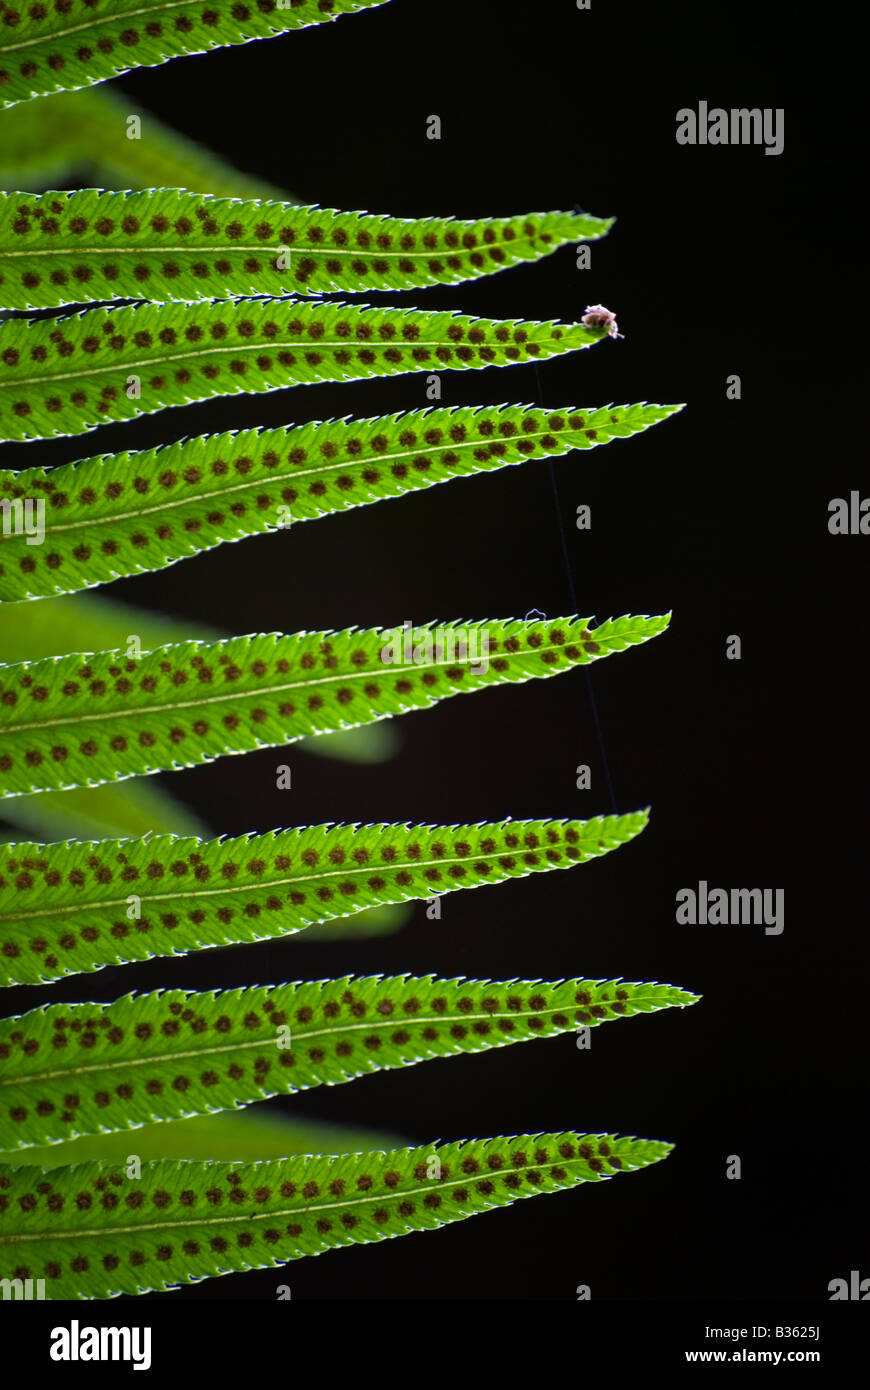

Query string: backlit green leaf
0 593 396 776
0 189 612 309
0 614 669 796
0 403 680 601
0 298 611 443
0 1131 673 1297
0 0 390 109
0 972 697 1148
0 812 650 984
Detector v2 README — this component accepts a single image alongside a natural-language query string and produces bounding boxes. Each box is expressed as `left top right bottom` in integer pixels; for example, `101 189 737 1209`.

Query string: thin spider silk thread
533 357 618 816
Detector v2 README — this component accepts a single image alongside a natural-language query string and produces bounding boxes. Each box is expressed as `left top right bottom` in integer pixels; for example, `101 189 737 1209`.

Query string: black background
5 0 867 1302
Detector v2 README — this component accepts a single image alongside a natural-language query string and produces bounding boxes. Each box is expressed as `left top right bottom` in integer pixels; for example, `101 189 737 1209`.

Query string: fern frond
0 614 669 796
0 590 214 837
0 299 611 443
0 594 223 838
0 594 212 834
0 0 389 109
0 591 398 782
0 813 649 985
0 190 613 309
0 87 291 198
0 1131 673 1297
13 786 406 930
0 403 680 601
0 973 698 1147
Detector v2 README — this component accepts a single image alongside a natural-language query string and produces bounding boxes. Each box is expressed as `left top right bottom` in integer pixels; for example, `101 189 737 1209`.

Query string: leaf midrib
0 631 594 735
0 229 567 263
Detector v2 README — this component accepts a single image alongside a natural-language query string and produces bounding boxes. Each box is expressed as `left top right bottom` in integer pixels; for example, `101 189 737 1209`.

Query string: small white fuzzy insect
580 304 623 339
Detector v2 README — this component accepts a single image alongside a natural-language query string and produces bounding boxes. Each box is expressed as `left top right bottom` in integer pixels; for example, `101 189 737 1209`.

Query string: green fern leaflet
0 0 390 109
0 973 699 1147
0 615 669 796
0 190 613 308
0 299 611 443
0 1132 672 1297
0 812 650 984
0 403 682 601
